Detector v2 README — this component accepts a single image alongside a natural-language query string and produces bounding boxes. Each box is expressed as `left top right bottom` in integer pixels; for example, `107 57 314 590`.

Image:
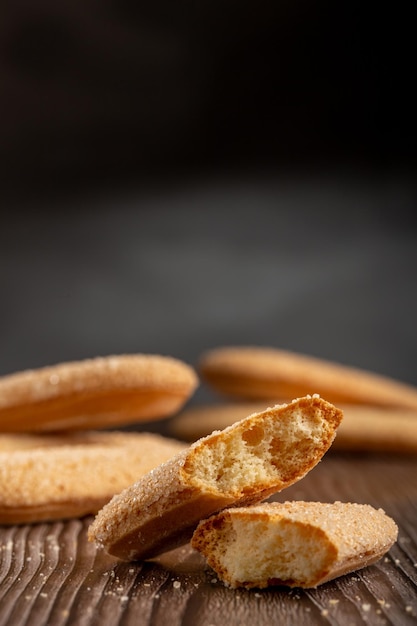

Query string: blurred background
1 1 416 398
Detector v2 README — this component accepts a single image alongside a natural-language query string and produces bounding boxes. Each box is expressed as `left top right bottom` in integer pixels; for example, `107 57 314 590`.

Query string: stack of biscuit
2 345 414 589
0 354 198 524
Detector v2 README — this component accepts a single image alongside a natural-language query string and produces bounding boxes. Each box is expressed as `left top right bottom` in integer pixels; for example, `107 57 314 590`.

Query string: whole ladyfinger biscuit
88 395 343 560
0 431 186 524
332 405 417 453
199 346 417 410
0 354 198 432
191 501 398 589
170 402 417 453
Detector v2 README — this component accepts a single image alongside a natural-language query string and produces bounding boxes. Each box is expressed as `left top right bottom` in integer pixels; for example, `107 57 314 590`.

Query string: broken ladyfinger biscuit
0 354 198 432
191 501 398 589
199 346 417 410
0 431 187 524
88 395 343 560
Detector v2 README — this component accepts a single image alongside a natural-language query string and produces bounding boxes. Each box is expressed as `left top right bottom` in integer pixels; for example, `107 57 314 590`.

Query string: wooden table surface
1 448 416 626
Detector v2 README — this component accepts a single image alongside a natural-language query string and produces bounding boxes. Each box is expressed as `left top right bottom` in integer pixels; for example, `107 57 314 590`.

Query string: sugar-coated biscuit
191 501 398 589
88 395 343 560
199 346 417 410
0 354 198 432
170 402 417 453
0 431 186 524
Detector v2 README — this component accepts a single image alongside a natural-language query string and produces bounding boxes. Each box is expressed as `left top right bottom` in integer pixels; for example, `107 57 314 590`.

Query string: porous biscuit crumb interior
192 502 398 589
185 405 330 494
215 516 333 587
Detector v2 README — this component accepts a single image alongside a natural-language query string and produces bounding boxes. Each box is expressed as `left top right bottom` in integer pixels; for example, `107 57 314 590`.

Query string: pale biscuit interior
89 396 343 560
191 501 398 589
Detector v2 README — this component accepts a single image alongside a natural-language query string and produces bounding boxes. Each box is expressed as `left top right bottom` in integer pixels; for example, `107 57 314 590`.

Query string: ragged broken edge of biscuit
88 395 343 560
169 402 417 454
191 501 398 589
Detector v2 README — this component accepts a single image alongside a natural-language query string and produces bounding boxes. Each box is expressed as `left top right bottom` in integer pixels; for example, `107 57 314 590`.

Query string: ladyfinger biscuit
88 395 343 560
199 346 417 410
0 431 186 524
191 501 398 589
0 354 198 432
170 402 417 453
332 405 417 453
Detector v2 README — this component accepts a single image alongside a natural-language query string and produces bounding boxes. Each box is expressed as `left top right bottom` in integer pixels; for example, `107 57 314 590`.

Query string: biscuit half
199 346 417 410
191 501 398 589
0 431 186 524
88 395 343 560
0 354 198 432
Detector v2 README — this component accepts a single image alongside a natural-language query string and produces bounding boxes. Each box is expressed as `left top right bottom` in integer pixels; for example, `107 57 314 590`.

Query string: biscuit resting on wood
191 501 398 589
0 431 186 524
88 395 343 560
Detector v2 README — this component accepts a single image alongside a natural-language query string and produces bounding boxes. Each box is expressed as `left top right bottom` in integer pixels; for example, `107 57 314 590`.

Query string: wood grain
1 452 417 625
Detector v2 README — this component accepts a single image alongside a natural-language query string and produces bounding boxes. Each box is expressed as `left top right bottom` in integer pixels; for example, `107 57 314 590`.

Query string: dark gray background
1 1 416 400
1 174 416 403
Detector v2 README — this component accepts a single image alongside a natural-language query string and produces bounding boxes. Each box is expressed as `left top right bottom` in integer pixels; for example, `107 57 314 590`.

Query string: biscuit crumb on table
0 348 404 601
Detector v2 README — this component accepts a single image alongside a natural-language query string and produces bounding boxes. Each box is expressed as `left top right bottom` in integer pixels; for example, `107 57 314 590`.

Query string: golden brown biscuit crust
199 346 417 409
0 354 198 432
0 431 186 524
